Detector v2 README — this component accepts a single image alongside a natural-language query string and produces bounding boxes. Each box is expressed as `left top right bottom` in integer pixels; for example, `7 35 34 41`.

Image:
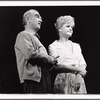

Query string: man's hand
48 56 59 70
53 56 59 65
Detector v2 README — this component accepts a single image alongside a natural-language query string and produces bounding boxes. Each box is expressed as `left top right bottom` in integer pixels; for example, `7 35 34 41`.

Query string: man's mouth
38 23 41 26
68 31 72 33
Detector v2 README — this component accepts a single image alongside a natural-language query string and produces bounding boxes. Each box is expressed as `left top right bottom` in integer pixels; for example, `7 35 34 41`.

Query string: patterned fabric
54 73 87 94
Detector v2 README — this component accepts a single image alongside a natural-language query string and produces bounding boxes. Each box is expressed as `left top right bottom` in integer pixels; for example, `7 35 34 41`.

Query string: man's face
29 10 42 31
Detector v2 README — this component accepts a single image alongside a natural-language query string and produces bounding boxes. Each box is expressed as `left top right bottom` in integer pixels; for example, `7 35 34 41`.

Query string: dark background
0 6 100 94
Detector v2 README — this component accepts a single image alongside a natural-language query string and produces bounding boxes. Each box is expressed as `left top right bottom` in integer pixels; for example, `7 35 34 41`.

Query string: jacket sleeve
16 33 53 65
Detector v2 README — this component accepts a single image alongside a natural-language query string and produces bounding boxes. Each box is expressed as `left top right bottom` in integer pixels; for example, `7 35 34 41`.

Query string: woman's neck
58 37 69 43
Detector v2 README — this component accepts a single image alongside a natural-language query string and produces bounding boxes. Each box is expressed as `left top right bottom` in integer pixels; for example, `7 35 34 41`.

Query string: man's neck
25 27 36 34
25 27 40 38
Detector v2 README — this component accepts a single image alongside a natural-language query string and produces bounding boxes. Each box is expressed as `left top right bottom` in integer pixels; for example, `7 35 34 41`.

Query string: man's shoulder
17 30 29 37
16 31 35 40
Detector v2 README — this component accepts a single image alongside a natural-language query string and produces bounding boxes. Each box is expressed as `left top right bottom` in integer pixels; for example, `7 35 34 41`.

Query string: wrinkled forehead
31 10 39 15
31 10 42 18
23 10 41 19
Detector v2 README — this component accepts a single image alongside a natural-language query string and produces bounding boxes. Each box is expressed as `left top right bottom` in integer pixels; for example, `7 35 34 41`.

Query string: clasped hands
50 56 59 70
77 66 87 77
71 64 87 77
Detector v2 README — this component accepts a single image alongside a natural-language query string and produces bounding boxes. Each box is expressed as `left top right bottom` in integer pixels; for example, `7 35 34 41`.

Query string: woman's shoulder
70 40 80 47
70 41 82 52
49 40 58 46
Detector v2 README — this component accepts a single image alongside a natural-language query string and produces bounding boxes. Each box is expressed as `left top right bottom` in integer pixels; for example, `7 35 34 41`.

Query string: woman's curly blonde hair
55 15 75 30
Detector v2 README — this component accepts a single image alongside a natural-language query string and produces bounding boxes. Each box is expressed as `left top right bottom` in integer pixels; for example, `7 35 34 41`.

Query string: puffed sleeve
48 44 58 58
78 44 87 69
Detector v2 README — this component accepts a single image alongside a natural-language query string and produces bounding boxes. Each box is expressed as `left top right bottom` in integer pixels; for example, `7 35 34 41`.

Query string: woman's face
59 23 73 37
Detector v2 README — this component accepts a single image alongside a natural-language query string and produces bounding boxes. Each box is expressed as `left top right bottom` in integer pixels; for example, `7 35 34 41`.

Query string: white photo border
0 1 100 99
0 1 100 6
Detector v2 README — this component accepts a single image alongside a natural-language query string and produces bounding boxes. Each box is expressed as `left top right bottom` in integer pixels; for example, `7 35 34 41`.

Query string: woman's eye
66 25 70 27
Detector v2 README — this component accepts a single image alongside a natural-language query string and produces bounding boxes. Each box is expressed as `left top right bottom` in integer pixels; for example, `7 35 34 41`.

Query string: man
14 9 57 93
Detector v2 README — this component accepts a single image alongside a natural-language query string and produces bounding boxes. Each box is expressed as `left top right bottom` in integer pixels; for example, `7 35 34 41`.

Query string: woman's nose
69 27 72 30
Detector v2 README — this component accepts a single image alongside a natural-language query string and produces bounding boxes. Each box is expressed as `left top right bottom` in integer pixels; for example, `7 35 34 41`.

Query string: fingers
79 71 87 77
79 70 85 76
54 56 59 59
52 56 59 65
53 59 58 65
78 68 87 76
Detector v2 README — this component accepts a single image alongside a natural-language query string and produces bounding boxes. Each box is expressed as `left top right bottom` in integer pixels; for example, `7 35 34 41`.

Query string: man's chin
36 27 41 31
66 34 72 38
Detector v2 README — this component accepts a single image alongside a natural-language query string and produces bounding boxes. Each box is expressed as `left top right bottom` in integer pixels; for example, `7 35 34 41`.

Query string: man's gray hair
22 9 37 27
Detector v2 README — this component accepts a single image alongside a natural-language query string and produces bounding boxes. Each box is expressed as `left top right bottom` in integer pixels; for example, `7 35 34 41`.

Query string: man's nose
39 18 42 23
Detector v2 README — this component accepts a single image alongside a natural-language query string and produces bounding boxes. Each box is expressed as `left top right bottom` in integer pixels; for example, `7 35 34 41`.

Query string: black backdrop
0 6 100 94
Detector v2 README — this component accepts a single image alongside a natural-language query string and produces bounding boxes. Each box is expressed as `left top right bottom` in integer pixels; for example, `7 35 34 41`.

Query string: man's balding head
22 9 42 32
22 9 38 27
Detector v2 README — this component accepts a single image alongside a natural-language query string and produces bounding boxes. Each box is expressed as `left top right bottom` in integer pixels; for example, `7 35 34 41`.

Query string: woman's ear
58 29 62 32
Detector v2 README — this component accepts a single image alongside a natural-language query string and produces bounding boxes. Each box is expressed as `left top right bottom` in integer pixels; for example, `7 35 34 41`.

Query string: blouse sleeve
78 45 87 68
48 44 58 58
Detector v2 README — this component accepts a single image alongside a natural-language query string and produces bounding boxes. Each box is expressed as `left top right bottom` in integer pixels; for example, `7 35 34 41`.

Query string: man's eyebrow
35 14 42 19
35 14 39 17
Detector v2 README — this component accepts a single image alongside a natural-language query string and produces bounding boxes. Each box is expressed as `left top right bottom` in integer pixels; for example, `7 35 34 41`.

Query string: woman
48 15 87 94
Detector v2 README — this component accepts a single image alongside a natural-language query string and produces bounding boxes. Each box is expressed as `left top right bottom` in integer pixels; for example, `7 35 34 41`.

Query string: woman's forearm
80 64 86 70
54 63 80 73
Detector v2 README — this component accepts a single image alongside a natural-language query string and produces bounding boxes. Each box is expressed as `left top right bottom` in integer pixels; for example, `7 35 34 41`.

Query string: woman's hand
78 67 87 77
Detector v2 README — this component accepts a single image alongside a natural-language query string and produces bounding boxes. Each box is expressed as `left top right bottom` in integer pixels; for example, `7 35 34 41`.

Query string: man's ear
26 17 30 23
26 17 29 21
